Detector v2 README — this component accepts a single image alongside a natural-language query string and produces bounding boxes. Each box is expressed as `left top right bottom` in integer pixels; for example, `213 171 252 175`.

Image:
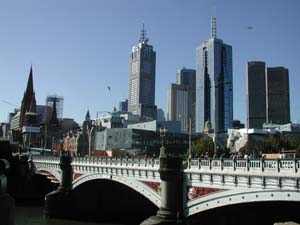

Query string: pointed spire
211 17 217 38
139 23 149 44
85 110 91 121
28 95 36 113
25 66 34 96
49 100 59 125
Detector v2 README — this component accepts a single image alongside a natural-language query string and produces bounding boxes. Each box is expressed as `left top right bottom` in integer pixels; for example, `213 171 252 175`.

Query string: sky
0 0 299 124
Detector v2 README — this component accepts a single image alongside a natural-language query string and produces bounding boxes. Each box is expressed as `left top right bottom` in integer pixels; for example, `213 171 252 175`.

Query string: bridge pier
141 147 184 225
44 151 72 218
0 159 14 225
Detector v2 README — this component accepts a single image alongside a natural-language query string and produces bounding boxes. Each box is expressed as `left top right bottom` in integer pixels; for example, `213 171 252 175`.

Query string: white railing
186 158 300 174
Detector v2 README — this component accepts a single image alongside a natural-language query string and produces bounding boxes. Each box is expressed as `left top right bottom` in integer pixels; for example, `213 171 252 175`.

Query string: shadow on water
15 206 123 225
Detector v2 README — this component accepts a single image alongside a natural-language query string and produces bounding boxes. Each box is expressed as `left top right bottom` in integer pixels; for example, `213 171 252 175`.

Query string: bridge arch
72 173 161 208
34 167 61 183
187 188 300 217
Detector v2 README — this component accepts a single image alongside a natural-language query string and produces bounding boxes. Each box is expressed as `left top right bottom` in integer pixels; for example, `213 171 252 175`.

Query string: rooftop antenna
139 23 149 44
210 1 217 38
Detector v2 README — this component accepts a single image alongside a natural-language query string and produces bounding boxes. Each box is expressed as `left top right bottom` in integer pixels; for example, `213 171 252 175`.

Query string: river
15 206 124 225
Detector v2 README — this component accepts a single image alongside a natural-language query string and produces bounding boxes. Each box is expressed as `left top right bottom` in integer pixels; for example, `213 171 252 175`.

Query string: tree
191 137 214 158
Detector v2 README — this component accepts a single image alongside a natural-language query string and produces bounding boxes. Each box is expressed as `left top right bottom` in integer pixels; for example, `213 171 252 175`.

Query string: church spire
25 66 34 96
85 109 91 121
139 23 149 44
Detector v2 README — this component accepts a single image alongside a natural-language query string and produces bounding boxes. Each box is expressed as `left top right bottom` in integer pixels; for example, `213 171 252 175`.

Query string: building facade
119 99 128 112
266 67 290 124
176 68 196 132
247 61 266 129
128 25 157 121
167 83 190 133
196 17 233 133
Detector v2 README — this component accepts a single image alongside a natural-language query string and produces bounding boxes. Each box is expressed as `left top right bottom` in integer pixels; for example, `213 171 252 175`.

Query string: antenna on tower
210 0 217 38
139 23 149 44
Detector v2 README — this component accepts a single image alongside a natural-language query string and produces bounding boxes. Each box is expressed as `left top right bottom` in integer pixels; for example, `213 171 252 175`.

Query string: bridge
31 151 300 224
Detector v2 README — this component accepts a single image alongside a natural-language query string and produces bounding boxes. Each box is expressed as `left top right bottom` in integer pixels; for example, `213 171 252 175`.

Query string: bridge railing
71 156 160 169
186 158 300 174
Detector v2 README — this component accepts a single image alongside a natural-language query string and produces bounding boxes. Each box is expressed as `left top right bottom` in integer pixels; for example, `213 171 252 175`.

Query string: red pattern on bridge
142 181 160 193
188 187 219 200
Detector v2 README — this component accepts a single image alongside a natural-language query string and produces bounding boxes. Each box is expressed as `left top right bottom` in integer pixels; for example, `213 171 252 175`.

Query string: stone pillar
0 159 14 225
141 146 184 225
44 151 73 218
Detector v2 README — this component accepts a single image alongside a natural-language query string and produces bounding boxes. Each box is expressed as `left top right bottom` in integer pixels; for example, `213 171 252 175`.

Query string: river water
15 206 124 225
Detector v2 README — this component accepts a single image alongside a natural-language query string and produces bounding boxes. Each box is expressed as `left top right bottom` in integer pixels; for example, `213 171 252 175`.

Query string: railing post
261 157 265 172
247 158 250 172
233 156 236 171
277 158 280 173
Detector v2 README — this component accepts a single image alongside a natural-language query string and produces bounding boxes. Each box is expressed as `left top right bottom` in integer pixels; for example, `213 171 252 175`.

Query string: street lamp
159 127 168 158
88 125 95 156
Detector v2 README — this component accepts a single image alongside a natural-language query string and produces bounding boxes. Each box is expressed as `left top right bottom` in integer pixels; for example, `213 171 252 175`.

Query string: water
15 206 124 225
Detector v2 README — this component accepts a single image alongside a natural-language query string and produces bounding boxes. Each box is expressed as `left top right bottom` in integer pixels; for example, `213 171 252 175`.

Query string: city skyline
0 0 300 124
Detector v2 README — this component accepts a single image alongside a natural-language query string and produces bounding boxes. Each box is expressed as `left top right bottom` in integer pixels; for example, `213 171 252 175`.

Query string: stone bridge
32 153 300 224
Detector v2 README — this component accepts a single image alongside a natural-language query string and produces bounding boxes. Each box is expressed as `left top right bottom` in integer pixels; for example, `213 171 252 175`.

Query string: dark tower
20 66 36 128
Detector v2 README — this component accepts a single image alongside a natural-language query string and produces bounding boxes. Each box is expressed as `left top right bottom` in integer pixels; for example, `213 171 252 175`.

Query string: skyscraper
247 61 266 129
119 99 128 112
196 17 233 133
167 83 190 133
266 67 290 124
128 24 157 121
176 68 196 132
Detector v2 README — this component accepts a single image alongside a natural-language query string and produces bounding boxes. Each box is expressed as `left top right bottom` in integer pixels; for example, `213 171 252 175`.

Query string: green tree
191 137 214 158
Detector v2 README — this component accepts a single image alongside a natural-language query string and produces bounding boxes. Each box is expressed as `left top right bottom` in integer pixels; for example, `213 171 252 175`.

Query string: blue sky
0 0 299 124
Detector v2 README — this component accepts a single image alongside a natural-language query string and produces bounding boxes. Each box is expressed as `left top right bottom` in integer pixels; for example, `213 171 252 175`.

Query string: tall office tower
128 25 157 121
247 61 266 129
266 67 290 124
176 67 196 132
46 95 64 121
196 17 233 133
167 83 190 133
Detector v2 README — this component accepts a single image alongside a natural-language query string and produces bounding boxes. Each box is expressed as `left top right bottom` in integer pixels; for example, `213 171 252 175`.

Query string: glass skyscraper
247 61 266 129
196 17 233 133
128 25 157 121
266 67 290 124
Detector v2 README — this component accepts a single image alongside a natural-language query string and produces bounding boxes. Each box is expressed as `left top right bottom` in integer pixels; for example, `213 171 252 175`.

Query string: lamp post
44 124 48 149
159 127 168 158
88 126 95 156
189 115 192 158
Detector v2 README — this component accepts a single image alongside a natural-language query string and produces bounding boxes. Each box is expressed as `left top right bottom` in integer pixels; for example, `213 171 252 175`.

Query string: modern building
128 24 157 121
167 83 190 133
266 67 290 124
119 99 128 112
247 62 290 128
196 17 233 133
36 105 52 124
176 68 196 132
247 61 266 129
127 120 181 134
157 108 165 122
